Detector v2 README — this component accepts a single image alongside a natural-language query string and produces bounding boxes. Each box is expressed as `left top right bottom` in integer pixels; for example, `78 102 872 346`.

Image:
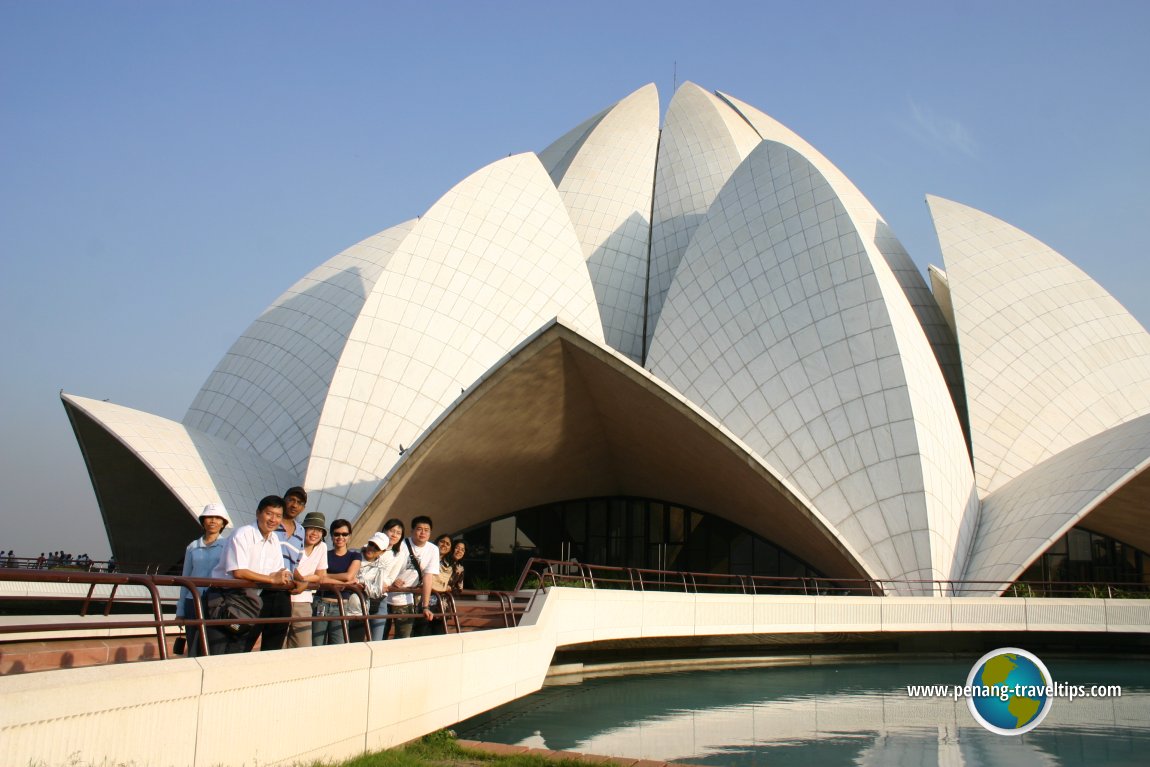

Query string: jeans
368 598 389 641
311 599 347 645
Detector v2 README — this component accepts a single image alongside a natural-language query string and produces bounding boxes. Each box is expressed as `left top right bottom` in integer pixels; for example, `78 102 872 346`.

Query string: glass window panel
588 538 607 565
731 532 753 575
650 503 665 544
667 507 685 544
609 499 627 538
589 500 607 537
779 550 805 578
708 519 731 572
1090 533 1112 565
630 500 645 543
631 534 645 567
1018 559 1043 582
1068 529 1092 562
564 505 587 544
688 510 704 536
457 495 830 582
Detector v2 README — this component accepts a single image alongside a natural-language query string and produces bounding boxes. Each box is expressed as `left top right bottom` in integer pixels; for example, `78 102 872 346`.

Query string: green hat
302 511 327 531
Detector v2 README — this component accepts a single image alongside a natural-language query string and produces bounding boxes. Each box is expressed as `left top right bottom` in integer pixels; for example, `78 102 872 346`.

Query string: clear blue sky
2 1 1147 558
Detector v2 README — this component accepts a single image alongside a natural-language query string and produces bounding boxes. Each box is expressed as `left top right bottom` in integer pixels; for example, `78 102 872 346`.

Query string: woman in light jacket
357 520 407 641
177 503 231 656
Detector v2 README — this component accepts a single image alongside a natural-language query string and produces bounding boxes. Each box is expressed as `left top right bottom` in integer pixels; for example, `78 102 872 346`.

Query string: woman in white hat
177 503 232 656
357 520 407 641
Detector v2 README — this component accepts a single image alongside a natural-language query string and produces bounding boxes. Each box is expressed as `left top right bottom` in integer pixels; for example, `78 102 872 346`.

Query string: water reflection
458 661 1150 766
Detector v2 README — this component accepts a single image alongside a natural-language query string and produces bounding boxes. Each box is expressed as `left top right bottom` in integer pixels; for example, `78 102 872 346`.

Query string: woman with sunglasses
312 519 361 645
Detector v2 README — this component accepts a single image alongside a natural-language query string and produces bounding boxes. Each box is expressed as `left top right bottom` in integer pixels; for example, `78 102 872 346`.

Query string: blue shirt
177 534 228 617
276 520 305 572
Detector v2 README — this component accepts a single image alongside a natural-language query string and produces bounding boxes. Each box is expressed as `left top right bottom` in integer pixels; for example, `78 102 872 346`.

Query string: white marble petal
718 92 966 432
183 221 417 476
963 413 1150 592
65 393 296 528
646 82 762 354
929 195 1150 495
649 140 977 589
305 153 603 521
546 83 660 362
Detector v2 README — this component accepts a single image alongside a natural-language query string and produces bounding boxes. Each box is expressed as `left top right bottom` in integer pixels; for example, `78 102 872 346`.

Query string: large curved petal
305 153 603 521
963 413 1150 592
718 92 968 438
545 83 660 362
646 82 762 354
649 140 977 590
63 394 296 567
929 195 1150 495
183 220 416 476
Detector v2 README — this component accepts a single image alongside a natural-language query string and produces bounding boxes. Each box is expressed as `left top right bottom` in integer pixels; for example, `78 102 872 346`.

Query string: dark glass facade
1017 527 1148 588
454 496 822 585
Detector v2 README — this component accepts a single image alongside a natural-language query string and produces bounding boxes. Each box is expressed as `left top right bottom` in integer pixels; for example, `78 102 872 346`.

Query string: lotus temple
62 82 1150 596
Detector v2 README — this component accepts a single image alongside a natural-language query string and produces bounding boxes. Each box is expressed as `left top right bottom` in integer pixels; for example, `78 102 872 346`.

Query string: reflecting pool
457 659 1150 766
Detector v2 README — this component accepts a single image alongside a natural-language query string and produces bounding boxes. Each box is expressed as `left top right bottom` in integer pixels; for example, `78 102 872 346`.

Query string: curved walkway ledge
2 588 1148 767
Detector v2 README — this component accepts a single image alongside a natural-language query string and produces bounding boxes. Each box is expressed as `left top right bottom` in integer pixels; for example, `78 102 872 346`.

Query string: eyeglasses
332 531 350 537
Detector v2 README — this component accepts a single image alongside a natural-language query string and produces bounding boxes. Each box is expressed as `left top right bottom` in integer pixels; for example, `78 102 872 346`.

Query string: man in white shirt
388 515 440 639
206 495 294 654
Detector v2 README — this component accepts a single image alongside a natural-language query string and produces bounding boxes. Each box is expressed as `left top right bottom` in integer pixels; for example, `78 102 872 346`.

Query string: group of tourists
175 488 467 656
1 551 102 569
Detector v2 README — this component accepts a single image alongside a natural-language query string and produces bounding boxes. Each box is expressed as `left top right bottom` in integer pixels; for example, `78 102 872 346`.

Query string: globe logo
966 647 1053 735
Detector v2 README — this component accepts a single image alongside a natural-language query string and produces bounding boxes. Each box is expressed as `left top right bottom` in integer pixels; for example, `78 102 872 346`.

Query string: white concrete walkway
2 588 1147 767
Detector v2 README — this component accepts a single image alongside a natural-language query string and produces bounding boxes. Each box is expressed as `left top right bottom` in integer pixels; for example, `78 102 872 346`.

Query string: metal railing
513 558 1150 599
0 556 153 573
1 569 530 666
5 561 1146 673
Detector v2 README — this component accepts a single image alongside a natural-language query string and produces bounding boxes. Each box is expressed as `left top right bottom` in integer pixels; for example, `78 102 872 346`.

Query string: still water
457 659 1150 766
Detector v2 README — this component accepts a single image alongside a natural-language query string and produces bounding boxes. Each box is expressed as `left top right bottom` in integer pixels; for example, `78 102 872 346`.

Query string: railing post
135 575 169 661
81 582 98 617
103 583 120 617
445 591 460 634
